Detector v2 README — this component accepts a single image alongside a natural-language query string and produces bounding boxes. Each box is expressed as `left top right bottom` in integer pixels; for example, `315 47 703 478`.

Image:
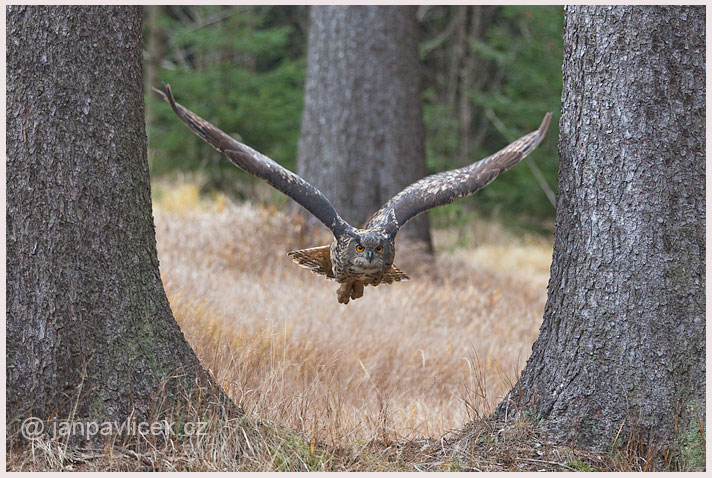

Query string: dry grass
9 177 560 471
152 178 551 446
10 178 691 471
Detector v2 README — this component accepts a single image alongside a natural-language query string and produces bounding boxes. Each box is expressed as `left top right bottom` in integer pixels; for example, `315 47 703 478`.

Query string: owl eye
375 245 383 253
355 244 365 252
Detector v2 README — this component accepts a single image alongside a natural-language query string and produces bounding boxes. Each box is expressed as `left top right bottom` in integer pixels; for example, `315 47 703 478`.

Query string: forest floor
153 179 553 446
6 178 686 471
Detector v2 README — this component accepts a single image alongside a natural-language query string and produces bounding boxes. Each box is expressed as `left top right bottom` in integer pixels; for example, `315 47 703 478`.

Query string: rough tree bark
297 5 432 248
498 6 705 455
6 6 225 436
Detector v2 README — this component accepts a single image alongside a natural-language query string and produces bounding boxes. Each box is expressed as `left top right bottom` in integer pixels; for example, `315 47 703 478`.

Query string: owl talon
337 283 352 304
350 281 364 300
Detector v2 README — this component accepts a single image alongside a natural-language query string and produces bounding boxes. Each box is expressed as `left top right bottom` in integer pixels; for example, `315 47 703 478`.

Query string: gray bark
297 6 432 248
6 5 219 436
498 6 705 455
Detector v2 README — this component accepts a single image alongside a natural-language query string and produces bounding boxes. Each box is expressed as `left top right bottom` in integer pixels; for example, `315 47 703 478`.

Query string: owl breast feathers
155 84 551 304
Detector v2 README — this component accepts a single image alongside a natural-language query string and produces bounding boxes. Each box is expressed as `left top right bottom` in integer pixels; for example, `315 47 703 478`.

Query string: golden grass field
10 179 681 471
153 178 553 447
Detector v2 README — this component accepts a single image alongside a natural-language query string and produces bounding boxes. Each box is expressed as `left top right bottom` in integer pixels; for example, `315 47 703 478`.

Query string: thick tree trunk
6 5 220 435
498 6 705 455
297 6 432 248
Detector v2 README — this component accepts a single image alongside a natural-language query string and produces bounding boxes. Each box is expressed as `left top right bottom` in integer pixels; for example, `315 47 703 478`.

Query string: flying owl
154 84 551 304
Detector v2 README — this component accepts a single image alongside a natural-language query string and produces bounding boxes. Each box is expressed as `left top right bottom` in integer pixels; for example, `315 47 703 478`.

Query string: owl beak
367 250 373 261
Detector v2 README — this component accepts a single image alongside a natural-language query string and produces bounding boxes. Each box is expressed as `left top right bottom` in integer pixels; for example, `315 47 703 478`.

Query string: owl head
342 229 395 273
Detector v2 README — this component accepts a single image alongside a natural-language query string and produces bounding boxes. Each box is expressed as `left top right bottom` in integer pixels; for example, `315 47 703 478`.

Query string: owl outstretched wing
366 113 552 236
153 84 352 238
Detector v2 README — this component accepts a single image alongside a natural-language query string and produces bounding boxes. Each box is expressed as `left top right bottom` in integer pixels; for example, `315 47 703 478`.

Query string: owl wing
366 113 552 236
154 84 352 238
381 264 410 284
287 245 335 278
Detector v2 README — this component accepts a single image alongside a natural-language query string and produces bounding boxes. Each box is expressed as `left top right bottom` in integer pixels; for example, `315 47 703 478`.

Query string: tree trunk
498 6 705 456
297 5 432 248
6 5 223 437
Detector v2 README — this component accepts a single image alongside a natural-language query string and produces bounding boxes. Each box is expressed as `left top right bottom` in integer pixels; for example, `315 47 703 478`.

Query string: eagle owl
155 84 551 304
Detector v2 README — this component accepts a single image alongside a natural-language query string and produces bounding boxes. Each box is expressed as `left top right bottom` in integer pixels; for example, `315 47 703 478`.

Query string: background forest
145 5 563 231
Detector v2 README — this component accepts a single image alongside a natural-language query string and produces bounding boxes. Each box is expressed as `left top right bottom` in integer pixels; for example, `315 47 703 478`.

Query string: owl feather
287 246 335 279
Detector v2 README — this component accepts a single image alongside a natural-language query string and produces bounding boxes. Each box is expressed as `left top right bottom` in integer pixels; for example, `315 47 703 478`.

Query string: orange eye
376 245 383 253
355 245 364 252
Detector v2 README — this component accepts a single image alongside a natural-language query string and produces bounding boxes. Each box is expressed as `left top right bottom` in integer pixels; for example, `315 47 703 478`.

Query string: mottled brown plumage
288 231 409 303
155 84 551 304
